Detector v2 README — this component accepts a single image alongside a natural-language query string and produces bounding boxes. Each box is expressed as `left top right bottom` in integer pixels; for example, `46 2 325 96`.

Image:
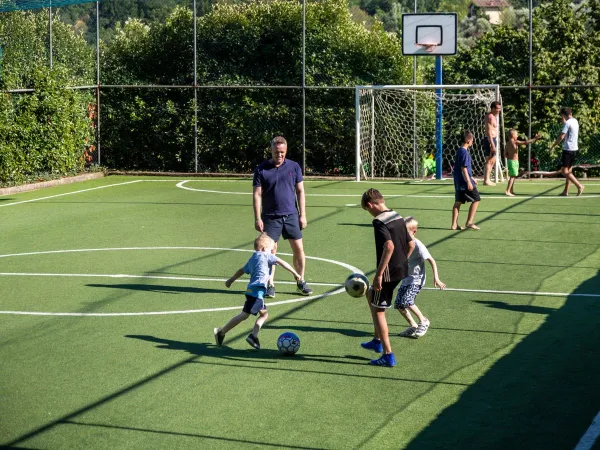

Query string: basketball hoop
415 43 438 53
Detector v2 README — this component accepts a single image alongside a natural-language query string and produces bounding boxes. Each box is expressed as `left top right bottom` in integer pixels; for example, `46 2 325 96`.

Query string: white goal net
355 85 504 180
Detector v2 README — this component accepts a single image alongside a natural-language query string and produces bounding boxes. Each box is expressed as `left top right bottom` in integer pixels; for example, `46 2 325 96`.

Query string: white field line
0 272 341 287
0 180 143 207
125 178 600 186
2 178 598 205
176 180 600 199
1 270 598 317
422 286 600 298
1 271 598 298
0 288 346 316
574 410 600 450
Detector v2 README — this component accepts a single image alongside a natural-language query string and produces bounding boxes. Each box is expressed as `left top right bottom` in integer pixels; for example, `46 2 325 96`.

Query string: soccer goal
355 84 505 181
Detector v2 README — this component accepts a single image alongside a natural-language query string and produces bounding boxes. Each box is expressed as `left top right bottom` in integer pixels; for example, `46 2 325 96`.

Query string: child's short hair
404 216 418 231
509 128 517 137
462 130 474 144
254 233 274 251
361 188 384 209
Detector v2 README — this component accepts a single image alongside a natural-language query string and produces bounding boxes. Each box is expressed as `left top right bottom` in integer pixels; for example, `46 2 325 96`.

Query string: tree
0 10 95 186
444 0 600 168
100 0 412 174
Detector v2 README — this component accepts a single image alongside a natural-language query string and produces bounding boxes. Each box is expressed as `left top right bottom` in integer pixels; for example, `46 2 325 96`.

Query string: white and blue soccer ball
277 332 300 355
344 273 369 298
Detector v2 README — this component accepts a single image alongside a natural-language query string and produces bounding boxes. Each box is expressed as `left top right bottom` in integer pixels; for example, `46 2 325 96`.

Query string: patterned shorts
394 283 422 310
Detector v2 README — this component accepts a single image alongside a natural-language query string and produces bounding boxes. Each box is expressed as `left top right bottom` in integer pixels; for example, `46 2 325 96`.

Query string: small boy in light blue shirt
214 233 301 350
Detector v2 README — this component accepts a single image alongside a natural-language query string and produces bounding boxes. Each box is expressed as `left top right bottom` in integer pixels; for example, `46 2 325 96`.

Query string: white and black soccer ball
277 332 300 355
344 273 369 298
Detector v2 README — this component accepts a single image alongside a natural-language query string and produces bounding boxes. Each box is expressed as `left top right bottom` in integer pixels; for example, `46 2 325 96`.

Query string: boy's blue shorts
243 295 267 315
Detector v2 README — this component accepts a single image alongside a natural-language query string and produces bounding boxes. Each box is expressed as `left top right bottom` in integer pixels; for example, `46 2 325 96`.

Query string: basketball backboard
402 13 457 56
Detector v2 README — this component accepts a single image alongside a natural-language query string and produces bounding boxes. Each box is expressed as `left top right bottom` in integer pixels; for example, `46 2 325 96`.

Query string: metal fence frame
2 0 600 176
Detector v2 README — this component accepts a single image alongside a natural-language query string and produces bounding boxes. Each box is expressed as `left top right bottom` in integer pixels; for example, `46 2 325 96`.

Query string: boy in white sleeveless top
395 217 446 338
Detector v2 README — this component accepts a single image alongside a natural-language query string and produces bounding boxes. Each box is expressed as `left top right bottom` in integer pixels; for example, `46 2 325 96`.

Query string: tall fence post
528 0 533 174
302 0 306 175
96 0 101 166
193 0 198 173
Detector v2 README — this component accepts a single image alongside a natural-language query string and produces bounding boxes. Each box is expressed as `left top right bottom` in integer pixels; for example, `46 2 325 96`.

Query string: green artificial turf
1 176 599 449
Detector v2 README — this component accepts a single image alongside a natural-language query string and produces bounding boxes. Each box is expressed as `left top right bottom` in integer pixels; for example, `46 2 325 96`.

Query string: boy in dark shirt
451 130 481 231
360 188 415 367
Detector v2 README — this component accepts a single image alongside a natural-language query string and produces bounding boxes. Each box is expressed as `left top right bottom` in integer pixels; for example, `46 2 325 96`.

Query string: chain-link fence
1 0 599 181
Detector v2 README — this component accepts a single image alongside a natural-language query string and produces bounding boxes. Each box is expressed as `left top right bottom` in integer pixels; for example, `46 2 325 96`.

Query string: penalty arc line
175 181 600 199
0 246 361 316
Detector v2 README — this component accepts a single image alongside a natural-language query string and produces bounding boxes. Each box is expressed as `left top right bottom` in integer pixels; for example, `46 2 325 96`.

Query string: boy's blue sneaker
369 353 396 367
361 338 383 353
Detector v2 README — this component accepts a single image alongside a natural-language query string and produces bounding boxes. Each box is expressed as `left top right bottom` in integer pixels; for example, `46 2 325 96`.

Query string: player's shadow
404 270 600 449
337 223 372 227
125 334 371 366
87 283 238 295
266 324 371 338
474 300 557 315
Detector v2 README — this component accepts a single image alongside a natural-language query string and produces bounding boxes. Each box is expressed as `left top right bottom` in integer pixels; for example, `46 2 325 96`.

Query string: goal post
355 84 505 181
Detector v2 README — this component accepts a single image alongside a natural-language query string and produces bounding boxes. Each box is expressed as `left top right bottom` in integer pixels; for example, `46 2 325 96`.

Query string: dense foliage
0 11 95 186
1 0 600 182
100 1 412 173
444 0 600 169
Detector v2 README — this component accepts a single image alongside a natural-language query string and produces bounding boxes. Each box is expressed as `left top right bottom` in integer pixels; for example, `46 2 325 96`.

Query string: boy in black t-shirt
360 188 415 367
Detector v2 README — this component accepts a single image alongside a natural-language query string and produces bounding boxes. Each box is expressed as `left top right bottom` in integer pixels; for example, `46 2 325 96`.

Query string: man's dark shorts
482 137 498 158
263 214 302 242
455 187 481 204
561 150 578 169
370 280 401 309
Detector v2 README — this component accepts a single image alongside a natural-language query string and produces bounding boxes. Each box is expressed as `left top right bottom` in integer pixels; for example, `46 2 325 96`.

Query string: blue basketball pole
435 56 443 180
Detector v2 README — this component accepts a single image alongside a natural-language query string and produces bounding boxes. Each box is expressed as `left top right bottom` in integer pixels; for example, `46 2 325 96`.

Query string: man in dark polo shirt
252 136 312 297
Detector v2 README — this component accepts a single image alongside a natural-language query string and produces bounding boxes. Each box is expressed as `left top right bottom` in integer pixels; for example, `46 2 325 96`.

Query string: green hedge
0 68 95 186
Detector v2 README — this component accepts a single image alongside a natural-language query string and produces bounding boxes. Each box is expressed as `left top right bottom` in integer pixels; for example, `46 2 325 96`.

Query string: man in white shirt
550 107 584 196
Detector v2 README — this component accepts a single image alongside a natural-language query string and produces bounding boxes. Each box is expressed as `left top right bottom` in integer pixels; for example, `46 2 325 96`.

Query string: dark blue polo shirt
252 159 303 216
453 147 475 191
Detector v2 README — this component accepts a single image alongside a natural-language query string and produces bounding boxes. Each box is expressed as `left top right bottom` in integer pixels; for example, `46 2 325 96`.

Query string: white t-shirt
401 238 431 287
562 117 579 151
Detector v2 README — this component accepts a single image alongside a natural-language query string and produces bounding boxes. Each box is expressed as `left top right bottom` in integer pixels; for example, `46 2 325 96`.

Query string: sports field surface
1 176 599 449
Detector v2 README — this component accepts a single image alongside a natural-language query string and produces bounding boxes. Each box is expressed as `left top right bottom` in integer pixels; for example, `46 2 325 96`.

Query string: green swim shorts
507 159 520 177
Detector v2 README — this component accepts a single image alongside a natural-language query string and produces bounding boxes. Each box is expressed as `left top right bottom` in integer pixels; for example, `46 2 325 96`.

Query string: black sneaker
213 327 224 347
296 280 312 296
246 334 260 349
265 284 275 298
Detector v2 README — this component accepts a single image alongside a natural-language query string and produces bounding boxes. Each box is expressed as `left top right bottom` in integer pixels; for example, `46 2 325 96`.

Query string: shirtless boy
483 102 501 186
504 129 541 196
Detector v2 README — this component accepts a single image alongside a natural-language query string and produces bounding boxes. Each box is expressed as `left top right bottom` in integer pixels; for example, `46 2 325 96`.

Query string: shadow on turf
86 283 240 295
266 324 371 338
401 270 600 450
125 335 474 387
60 419 328 449
125 334 371 365
475 300 557 315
